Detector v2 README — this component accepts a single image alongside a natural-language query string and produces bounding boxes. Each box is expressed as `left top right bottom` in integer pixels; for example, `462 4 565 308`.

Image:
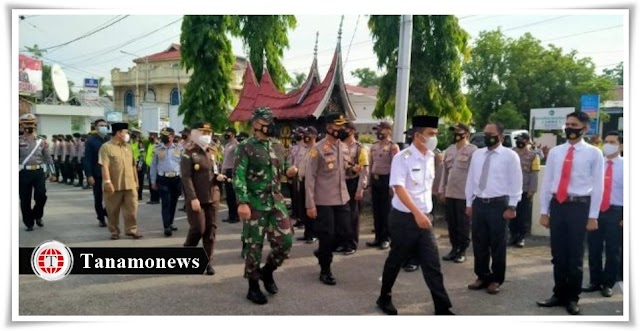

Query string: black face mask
516 141 527 149
331 128 348 141
484 134 499 147
453 133 465 143
294 134 303 142
160 136 170 144
81 138 86 142
255 123 277 137
376 132 385 140
181 134 188 140
303 136 311 143
238 138 245 143
564 127 584 140
24 128 34 134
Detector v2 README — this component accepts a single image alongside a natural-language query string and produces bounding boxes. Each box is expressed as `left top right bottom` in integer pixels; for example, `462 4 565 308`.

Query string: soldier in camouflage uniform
234 107 293 305
18 114 56 231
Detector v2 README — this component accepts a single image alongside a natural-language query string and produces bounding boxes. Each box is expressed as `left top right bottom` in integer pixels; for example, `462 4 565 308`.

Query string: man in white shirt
464 122 522 295
583 131 623 298
376 115 454 316
536 111 604 315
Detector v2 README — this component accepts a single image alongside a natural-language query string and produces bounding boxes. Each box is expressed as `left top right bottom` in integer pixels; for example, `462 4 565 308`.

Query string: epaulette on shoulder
402 149 412 159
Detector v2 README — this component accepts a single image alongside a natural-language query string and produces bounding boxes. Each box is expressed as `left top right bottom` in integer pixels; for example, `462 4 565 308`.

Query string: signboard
83 78 99 101
580 94 600 135
19 54 43 95
105 111 123 123
141 106 160 136
168 105 185 131
530 107 575 131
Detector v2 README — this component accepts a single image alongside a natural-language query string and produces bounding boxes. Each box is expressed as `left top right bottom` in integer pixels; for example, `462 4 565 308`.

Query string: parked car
470 129 529 148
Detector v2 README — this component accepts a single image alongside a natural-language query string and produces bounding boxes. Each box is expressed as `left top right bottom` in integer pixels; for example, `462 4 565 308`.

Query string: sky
17 13 625 90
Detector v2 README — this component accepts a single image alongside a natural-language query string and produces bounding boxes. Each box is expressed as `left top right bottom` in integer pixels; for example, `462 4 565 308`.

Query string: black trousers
19 169 47 227
315 204 351 271
158 176 182 229
54 156 61 179
339 177 360 250
92 176 107 222
371 174 391 243
549 198 589 303
223 169 238 222
471 198 509 285
64 156 75 183
146 167 159 202
299 178 315 239
75 158 85 185
381 208 452 313
137 162 146 199
445 198 470 252
587 206 623 288
509 193 532 241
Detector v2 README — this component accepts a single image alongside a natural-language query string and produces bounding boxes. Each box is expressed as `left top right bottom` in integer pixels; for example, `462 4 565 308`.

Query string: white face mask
420 134 437 152
123 133 130 143
602 143 619 156
199 135 212 146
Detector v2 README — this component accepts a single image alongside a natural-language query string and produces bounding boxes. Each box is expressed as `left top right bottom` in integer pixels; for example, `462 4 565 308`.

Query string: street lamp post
121 50 150 104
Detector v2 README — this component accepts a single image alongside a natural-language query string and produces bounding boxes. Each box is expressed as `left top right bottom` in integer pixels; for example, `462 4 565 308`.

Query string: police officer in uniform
288 127 306 228
221 127 240 223
151 127 183 236
73 133 85 188
306 112 352 285
509 133 540 248
130 129 145 201
286 126 318 243
55 133 64 183
145 130 160 204
19 114 56 231
181 123 223 276
376 115 454 315
367 121 400 250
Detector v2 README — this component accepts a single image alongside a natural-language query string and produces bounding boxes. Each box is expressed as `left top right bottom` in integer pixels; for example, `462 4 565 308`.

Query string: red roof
229 46 351 121
134 44 246 69
345 84 378 96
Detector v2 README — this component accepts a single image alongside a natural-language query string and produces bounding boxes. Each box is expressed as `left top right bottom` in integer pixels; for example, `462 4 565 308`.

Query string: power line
542 24 624 42
345 15 360 64
502 16 569 32
39 15 130 52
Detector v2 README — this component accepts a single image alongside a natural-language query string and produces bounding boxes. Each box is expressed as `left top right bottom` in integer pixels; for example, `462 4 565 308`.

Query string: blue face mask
98 126 109 136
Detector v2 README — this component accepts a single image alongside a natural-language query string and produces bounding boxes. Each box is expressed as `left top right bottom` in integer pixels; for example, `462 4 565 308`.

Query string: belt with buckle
159 172 179 178
476 196 508 204
23 164 42 170
553 194 590 203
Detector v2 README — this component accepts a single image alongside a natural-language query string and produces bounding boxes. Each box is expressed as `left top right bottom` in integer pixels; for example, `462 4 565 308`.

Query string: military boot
246 279 268 305
260 262 279 294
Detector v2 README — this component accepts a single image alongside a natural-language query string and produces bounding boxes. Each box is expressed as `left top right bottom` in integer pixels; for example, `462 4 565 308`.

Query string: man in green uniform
234 107 293 305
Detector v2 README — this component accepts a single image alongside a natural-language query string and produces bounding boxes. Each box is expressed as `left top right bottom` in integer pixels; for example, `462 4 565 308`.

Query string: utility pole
393 15 413 146
121 50 150 103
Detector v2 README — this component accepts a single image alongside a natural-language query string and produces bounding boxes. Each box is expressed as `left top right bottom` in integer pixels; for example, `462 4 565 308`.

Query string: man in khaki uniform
509 132 540 248
99 122 142 240
367 121 400 250
439 123 478 263
286 126 318 243
306 112 351 285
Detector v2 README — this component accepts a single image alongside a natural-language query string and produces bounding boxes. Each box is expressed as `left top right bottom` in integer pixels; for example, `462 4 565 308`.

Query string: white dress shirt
605 155 623 207
539 139 604 219
389 144 435 214
465 145 523 207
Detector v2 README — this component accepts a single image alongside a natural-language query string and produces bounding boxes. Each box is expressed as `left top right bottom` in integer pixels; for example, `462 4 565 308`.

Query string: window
124 90 135 110
170 88 181 105
144 88 156 102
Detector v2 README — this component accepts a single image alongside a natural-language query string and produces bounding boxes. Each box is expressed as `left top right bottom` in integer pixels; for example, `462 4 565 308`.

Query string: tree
602 62 623 86
351 67 381 87
98 77 113 97
289 72 306 90
488 101 526 129
179 15 236 130
368 15 472 124
464 29 615 129
230 15 297 91
25 44 46 58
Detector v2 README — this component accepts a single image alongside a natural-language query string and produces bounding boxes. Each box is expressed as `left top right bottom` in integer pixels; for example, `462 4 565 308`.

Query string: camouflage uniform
234 109 293 281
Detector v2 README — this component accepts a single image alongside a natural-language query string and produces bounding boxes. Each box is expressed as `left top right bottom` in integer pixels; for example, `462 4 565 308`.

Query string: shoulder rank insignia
403 149 411 159
309 147 318 158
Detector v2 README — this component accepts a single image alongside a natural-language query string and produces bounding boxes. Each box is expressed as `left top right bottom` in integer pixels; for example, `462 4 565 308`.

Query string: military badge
194 164 200 171
383 145 389 152
309 148 318 158
328 163 334 170
158 150 166 159
172 149 180 157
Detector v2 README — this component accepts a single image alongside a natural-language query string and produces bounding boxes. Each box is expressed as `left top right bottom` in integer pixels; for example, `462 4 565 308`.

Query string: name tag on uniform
457 155 469 162
411 168 421 172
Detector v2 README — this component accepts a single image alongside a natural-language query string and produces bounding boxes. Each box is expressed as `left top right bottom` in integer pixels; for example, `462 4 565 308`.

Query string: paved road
18 182 624 316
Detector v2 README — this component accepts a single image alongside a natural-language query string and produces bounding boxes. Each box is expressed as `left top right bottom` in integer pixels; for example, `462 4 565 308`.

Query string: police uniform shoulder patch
402 149 411 159
309 147 318 158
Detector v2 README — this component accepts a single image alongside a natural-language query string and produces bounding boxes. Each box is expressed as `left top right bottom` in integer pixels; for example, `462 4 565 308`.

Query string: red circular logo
31 240 73 281
36 248 65 274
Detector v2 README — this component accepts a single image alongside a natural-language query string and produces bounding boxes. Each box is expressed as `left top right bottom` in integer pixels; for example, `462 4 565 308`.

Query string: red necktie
600 160 614 212
556 145 575 203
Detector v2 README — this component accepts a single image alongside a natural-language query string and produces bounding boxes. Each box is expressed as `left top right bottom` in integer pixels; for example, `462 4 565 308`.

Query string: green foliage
487 101 526 129
351 67 381 87
464 29 615 129
231 15 297 91
602 62 623 86
290 72 307 90
436 124 454 151
368 15 472 124
25 44 46 58
179 15 237 130
358 133 376 144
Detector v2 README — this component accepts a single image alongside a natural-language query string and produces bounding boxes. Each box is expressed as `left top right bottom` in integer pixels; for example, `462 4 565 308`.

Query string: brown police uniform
509 148 540 244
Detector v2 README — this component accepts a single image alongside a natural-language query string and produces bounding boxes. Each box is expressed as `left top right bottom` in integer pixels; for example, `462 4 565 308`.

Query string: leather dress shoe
222 219 230 223
601 286 613 297
319 272 336 285
343 248 356 256
566 301 580 315
376 296 398 315
487 282 500 294
170 225 178 231
468 279 488 290
126 233 143 239
110 234 120 240
403 264 419 272
98 221 107 228
334 246 347 253
228 219 239 224
296 236 309 241
453 253 466 263
582 283 601 292
164 228 173 237
146 200 160 205
442 248 457 261
35 219 44 227
26 226 34 232
206 264 215 275
380 241 390 250
247 288 268 305
515 240 525 248
536 296 565 307
306 238 317 244
366 240 381 248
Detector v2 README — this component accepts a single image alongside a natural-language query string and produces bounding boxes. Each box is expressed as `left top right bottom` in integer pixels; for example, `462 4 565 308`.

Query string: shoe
98 221 107 228
379 241 390 250
334 246 347 253
292 220 304 228
435 309 456 315
582 283 601 292
205 264 215 275
487 282 500 294
453 252 466 263
306 238 317 244
468 279 488 290
442 248 457 261
35 219 44 227
296 236 308 241
164 228 173 237
319 272 336 285
366 240 381 248
26 226 34 232
222 219 230 223
376 295 398 315
403 264 419 272
536 295 565 307
601 287 613 297
260 272 278 294
228 219 240 224
246 288 268 305
170 225 178 231
313 250 320 259
343 248 356 256
126 233 143 239
515 240 525 248
146 201 160 205
180 206 186 212
566 301 580 315
110 234 120 240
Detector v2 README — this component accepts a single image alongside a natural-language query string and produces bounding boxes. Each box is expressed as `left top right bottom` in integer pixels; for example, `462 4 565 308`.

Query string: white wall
35 115 93 137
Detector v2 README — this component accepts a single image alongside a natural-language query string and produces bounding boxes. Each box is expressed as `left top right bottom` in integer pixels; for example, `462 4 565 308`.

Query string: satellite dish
51 64 70 103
